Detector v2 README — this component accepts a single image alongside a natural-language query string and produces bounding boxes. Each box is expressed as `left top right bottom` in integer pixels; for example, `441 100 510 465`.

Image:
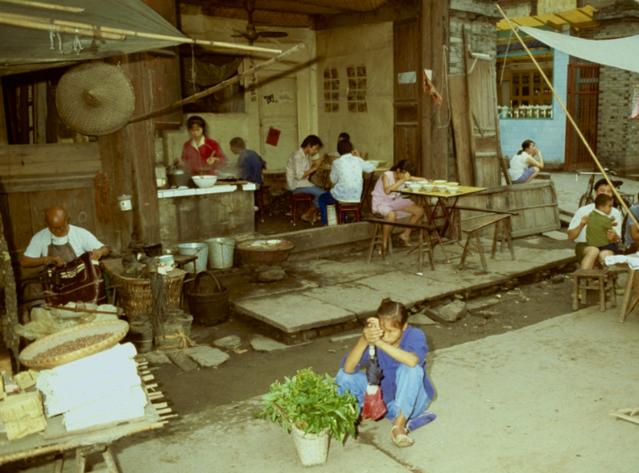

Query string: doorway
565 63 599 170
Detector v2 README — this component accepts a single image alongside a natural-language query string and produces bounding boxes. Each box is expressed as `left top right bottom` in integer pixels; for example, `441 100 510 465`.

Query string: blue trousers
318 192 338 224
335 365 430 421
293 186 324 208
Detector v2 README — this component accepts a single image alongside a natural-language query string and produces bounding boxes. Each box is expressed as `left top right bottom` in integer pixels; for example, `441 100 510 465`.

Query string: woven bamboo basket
102 260 186 320
19 320 129 370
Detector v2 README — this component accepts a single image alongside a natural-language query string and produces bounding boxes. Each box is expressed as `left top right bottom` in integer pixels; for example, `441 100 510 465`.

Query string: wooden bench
365 218 438 274
459 212 515 272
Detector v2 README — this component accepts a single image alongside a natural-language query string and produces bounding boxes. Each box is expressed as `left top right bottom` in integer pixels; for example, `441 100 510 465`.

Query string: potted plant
260 368 359 466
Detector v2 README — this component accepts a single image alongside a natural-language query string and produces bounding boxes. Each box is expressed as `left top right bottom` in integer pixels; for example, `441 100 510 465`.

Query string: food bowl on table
405 182 422 191
192 175 218 188
236 239 295 265
446 181 460 193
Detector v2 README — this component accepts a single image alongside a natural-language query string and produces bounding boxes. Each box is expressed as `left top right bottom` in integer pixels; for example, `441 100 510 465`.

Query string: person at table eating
508 139 544 184
317 139 376 225
179 115 226 174
371 160 425 254
286 134 325 224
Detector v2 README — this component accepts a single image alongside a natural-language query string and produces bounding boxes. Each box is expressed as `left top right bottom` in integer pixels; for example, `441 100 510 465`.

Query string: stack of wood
36 343 147 432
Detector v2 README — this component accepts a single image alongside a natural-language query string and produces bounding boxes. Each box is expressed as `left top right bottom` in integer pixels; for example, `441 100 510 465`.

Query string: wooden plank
457 181 560 238
0 143 99 164
426 0 449 180
450 75 474 185
0 87 7 145
0 162 100 177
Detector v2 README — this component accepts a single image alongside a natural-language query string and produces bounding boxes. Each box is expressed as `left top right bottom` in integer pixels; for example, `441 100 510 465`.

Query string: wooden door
467 57 501 187
565 63 599 170
258 76 298 171
393 19 421 174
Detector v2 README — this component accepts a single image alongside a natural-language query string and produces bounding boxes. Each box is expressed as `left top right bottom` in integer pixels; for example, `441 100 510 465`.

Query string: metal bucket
177 242 208 274
206 237 235 269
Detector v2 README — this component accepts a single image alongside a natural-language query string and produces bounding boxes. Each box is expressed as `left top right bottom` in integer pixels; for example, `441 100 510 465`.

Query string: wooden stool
367 219 393 261
459 214 514 272
572 268 617 311
366 218 436 273
337 202 362 224
290 193 314 226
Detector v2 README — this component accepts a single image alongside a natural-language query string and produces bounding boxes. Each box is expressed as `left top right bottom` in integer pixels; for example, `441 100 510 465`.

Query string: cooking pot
167 167 191 188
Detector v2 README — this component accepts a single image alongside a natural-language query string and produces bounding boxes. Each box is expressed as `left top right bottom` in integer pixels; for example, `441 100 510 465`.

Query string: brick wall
448 11 497 75
583 20 639 173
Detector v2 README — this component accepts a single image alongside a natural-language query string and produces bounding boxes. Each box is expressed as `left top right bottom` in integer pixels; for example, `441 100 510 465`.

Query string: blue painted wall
499 49 569 166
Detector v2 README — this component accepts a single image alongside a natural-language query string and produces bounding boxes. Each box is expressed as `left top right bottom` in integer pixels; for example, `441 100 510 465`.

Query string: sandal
391 425 414 448
407 411 437 432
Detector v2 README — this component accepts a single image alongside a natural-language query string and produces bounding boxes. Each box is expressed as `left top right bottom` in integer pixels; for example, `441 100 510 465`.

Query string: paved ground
232 237 574 335
21 305 636 473
12 171 639 473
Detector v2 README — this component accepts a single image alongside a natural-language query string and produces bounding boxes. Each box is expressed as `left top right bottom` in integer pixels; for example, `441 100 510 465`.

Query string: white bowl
192 175 218 188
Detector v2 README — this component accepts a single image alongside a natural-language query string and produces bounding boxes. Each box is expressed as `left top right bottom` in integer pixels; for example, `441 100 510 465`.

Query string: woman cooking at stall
179 115 226 174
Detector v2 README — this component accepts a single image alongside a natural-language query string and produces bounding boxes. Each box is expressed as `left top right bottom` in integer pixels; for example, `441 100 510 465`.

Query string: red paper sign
266 127 281 147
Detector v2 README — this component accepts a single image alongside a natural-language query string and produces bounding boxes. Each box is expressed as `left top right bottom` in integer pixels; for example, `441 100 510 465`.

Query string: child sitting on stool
584 193 621 268
336 298 436 448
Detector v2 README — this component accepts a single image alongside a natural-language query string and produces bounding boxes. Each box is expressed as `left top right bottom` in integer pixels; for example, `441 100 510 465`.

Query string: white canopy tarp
520 26 639 74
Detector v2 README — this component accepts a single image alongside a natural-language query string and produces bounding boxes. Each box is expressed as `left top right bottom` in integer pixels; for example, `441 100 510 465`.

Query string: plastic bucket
292 427 329 466
206 237 235 269
186 271 229 326
177 242 208 273
126 316 153 353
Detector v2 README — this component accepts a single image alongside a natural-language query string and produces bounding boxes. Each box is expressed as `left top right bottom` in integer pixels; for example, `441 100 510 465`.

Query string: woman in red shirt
180 116 226 174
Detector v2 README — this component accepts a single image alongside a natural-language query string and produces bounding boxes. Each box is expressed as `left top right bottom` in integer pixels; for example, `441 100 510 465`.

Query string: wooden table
619 267 639 322
401 185 487 239
0 358 171 472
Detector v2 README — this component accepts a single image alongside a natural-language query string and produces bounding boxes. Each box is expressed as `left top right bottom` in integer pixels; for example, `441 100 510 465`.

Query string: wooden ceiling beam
315 0 418 29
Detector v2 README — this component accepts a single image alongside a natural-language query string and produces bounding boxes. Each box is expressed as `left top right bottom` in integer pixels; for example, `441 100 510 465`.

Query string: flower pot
291 427 329 467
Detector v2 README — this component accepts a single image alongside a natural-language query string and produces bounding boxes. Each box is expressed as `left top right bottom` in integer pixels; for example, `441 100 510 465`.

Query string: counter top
158 182 257 199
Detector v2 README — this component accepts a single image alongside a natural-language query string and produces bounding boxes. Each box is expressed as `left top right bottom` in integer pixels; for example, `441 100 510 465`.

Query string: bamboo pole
129 43 305 123
0 11 282 55
495 4 639 229
0 0 84 13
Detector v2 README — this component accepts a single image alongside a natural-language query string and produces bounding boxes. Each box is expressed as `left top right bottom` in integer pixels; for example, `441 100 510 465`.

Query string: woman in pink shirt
180 115 226 174
371 160 425 254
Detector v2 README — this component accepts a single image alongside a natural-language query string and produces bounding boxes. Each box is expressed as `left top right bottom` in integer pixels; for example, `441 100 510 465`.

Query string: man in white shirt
318 140 375 224
567 179 621 269
21 206 110 268
286 135 324 223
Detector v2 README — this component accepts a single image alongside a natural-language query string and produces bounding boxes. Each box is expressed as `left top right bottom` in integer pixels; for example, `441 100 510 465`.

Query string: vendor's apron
41 241 105 306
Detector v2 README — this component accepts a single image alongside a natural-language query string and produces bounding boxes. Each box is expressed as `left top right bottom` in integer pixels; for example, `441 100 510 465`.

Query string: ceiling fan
231 0 288 45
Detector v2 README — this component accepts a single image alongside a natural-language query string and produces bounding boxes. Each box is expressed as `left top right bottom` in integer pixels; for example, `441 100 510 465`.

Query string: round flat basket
19 320 129 370
236 239 295 265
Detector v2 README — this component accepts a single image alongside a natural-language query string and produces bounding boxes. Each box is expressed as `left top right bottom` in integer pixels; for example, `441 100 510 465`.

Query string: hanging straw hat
56 62 135 136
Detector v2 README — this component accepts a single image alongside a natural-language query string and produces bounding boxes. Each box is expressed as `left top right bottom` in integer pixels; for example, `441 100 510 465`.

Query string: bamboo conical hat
55 62 135 136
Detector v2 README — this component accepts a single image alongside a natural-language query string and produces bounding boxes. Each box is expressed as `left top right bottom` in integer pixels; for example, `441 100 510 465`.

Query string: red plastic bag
362 386 387 420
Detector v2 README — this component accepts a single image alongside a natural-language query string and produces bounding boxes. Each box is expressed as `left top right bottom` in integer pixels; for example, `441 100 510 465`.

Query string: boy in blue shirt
230 137 266 185
337 298 436 448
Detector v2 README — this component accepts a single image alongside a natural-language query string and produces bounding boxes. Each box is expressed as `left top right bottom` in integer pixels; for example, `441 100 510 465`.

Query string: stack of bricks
583 4 639 173
448 0 498 76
